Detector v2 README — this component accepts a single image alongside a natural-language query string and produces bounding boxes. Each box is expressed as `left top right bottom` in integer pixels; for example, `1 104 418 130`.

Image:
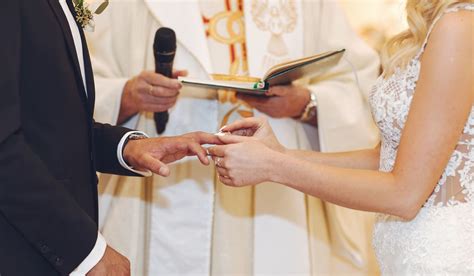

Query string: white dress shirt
59 1 149 274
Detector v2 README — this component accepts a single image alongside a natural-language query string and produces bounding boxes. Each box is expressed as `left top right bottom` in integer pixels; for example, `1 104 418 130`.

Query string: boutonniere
72 0 109 32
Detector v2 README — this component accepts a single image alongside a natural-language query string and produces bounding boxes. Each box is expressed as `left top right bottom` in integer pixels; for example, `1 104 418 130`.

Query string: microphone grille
154 27 176 53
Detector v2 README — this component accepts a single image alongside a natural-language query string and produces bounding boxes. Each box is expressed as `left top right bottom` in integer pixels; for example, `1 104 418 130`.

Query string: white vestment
86 0 380 275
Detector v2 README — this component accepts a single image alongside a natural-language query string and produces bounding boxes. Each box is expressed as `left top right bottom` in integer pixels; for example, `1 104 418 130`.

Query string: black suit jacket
0 0 138 275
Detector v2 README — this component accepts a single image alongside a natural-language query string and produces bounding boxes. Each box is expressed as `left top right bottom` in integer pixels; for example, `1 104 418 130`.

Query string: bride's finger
213 157 226 168
216 167 229 177
218 175 234 186
231 128 254 137
217 134 252 145
220 117 266 133
207 145 226 157
186 142 210 165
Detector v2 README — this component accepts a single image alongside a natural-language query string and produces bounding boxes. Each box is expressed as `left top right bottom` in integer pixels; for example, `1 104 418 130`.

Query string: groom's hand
123 132 221 177
87 246 130 276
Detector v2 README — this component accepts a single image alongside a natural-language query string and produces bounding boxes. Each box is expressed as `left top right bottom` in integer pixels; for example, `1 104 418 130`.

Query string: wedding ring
215 157 222 167
148 85 154 96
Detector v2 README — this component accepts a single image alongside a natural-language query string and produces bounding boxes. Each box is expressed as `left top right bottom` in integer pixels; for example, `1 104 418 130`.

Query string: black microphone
153 27 176 134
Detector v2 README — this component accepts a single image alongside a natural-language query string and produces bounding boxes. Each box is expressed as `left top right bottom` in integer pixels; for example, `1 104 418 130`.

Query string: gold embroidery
251 0 298 70
211 74 258 124
202 0 254 125
208 11 246 45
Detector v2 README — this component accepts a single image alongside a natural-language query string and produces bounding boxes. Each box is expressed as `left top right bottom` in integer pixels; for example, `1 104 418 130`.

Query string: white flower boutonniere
72 0 109 32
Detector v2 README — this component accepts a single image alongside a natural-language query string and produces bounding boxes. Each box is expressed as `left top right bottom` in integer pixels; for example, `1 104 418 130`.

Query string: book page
178 77 268 95
263 50 345 82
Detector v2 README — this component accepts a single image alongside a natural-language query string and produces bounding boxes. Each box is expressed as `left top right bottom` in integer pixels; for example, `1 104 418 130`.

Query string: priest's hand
237 85 310 119
123 132 221 177
220 117 285 153
118 70 188 124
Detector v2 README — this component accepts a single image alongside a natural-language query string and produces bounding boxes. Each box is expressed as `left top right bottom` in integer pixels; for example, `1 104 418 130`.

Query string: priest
87 0 380 275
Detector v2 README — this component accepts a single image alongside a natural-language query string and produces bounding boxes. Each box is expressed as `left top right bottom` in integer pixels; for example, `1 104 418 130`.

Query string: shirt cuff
117 131 153 177
70 232 107 275
121 113 140 129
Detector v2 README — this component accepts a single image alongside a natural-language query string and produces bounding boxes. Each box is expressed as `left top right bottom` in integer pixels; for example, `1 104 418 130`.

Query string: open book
178 49 345 95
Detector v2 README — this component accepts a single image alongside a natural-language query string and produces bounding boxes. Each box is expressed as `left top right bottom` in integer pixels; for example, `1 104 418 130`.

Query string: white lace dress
369 4 474 275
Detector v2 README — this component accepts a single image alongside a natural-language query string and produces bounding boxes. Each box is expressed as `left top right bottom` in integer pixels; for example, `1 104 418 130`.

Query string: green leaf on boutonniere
94 0 109 15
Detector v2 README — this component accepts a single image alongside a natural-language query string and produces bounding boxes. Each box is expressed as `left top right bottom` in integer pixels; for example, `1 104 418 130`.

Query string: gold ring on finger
148 85 154 96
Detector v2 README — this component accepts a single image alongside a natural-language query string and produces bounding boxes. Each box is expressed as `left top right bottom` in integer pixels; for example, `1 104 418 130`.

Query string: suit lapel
65 0 96 112
47 0 90 113
79 31 96 113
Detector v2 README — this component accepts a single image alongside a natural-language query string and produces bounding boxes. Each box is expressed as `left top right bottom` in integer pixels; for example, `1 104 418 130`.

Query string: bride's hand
208 136 282 187
219 117 285 153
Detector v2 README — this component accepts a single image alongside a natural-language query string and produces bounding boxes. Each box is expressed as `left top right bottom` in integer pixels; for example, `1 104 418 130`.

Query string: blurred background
339 0 408 52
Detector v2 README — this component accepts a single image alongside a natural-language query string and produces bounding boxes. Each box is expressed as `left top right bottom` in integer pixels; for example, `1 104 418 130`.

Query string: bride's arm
220 116 381 170
286 145 380 170
212 11 473 220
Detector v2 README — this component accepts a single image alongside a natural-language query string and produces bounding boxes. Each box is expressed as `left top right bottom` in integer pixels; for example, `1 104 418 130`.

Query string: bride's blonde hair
381 0 473 76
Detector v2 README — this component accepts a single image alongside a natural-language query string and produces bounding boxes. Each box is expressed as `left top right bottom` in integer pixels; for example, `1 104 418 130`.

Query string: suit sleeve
92 121 142 176
0 2 100 275
306 1 380 153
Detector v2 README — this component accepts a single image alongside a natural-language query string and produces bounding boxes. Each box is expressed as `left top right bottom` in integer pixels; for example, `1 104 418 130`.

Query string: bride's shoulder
422 8 473 62
434 7 473 32
430 6 473 41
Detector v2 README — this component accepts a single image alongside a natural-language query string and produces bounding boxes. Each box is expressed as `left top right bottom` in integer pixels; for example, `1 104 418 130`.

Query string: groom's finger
185 131 223 145
142 154 170 177
186 141 210 165
218 175 234 186
207 145 225 157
